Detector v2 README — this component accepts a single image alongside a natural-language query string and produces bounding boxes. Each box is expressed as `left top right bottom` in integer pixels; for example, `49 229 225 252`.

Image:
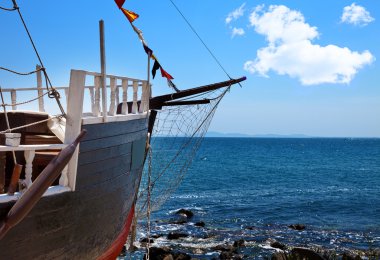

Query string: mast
99 20 107 122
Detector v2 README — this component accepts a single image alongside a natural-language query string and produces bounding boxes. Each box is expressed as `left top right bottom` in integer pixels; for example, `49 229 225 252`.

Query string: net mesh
136 84 232 217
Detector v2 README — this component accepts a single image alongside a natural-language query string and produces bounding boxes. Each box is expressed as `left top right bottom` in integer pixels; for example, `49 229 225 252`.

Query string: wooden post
99 20 107 122
24 150 35 188
109 77 116 116
132 81 138 114
94 76 101 116
121 79 128 115
0 152 5 194
36 65 45 112
64 70 86 191
11 90 16 110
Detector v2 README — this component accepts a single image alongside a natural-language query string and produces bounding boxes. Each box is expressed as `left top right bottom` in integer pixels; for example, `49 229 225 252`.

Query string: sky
0 0 379 137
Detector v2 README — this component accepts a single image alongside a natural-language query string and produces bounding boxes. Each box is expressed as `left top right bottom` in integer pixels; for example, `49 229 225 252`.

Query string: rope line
168 0 232 80
11 0 66 115
1 91 49 107
0 114 63 134
0 66 43 76
168 0 244 88
0 5 16 11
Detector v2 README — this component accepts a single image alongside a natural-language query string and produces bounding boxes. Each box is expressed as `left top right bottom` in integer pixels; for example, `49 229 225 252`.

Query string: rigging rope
0 5 16 11
167 0 244 88
0 66 43 76
9 0 66 116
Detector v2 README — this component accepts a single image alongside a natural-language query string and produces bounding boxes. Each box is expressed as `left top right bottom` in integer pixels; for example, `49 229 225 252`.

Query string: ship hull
0 118 148 259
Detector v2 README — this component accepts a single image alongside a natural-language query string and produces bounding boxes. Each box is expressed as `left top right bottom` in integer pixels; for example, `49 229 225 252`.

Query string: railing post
121 79 128 115
11 90 16 110
132 81 138 114
24 150 35 188
109 77 116 116
94 76 101 117
59 165 68 187
36 65 45 112
64 69 86 191
89 87 95 115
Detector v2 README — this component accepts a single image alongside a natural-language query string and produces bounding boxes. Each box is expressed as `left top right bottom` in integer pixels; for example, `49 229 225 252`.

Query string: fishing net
136 83 233 217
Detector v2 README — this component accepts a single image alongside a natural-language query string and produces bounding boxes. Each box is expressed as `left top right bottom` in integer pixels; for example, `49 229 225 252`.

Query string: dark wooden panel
78 142 132 166
79 130 146 153
77 153 131 175
81 118 147 141
76 163 131 188
132 137 147 171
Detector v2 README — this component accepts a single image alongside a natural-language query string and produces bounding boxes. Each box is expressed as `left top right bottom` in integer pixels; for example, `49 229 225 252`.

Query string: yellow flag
121 8 139 23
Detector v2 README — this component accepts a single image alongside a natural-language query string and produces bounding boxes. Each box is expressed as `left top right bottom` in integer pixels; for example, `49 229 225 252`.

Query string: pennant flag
160 67 174 80
152 59 160 79
143 44 153 58
167 79 180 92
114 0 125 9
121 8 139 23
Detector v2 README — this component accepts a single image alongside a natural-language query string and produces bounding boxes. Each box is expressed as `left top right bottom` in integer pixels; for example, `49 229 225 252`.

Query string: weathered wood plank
78 142 132 166
81 118 147 141
79 130 145 153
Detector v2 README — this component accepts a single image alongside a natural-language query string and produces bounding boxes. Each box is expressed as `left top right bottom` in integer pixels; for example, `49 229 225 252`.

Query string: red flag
114 0 125 9
160 67 174 80
121 8 139 23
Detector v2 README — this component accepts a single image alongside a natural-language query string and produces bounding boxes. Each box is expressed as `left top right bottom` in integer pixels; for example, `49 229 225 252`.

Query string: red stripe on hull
98 206 135 260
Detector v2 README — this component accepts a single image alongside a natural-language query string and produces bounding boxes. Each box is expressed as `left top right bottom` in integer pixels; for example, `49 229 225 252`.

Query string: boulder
291 247 324 260
342 252 362 260
167 232 189 240
271 252 287 260
173 252 191 260
176 209 194 218
145 247 172 260
270 241 286 250
233 239 245 248
194 221 205 227
288 224 306 231
140 237 154 244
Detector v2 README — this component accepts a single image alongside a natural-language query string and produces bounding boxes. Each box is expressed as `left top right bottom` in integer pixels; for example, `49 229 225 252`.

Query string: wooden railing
0 144 68 202
0 67 151 121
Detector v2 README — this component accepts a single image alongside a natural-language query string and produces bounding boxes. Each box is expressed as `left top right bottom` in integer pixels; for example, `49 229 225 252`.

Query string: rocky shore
120 209 380 259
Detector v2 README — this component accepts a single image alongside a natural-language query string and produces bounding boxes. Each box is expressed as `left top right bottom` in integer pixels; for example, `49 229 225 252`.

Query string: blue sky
0 0 379 137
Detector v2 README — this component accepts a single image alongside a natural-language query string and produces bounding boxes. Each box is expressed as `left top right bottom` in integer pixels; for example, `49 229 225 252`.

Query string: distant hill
206 131 312 138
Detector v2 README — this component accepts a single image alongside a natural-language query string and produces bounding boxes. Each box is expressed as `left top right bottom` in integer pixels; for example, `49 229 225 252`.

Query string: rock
167 232 189 240
193 248 205 255
245 226 256 230
270 241 286 250
140 237 154 244
176 209 194 218
128 244 138 252
342 252 362 260
212 244 237 253
119 245 127 257
271 252 287 260
291 247 324 260
288 224 306 231
233 239 245 248
144 246 172 260
163 255 174 260
194 221 205 227
173 252 191 260
170 220 188 225
152 234 163 239
219 251 242 260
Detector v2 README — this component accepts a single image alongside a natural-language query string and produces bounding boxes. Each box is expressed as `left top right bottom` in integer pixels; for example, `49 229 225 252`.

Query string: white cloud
341 3 374 26
244 5 375 85
226 3 246 24
231 27 245 38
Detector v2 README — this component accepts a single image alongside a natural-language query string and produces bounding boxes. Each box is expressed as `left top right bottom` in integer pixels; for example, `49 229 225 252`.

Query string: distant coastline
205 131 380 138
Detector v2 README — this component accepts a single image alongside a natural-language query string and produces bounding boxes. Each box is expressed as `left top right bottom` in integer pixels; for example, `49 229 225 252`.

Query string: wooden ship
0 2 245 259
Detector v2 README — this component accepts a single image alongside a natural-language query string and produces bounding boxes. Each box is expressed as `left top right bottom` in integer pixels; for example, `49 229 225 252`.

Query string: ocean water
127 138 380 258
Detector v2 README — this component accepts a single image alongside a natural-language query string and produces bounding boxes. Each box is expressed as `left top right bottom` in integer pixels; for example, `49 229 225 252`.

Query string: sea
124 138 380 259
